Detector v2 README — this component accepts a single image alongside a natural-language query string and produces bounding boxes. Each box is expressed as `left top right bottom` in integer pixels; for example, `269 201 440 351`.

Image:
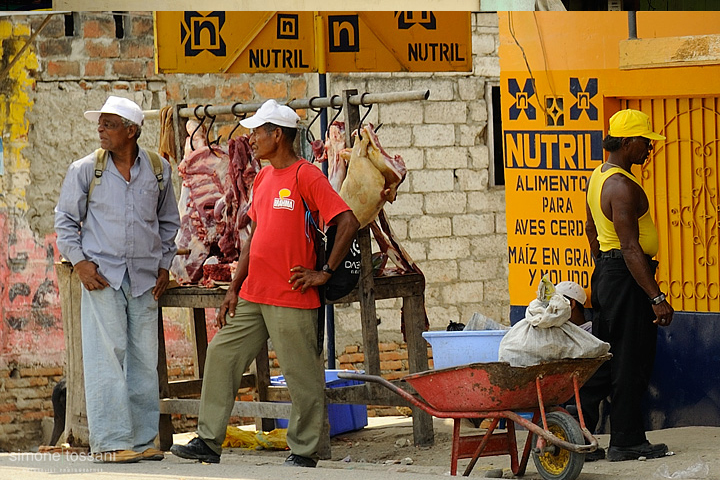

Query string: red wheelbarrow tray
338 354 611 478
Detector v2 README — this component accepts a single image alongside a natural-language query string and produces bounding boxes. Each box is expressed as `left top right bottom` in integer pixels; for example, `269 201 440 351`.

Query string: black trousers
579 254 658 447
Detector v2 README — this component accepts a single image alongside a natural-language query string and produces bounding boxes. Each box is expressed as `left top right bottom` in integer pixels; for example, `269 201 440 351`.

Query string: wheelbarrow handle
337 372 439 413
507 410 598 454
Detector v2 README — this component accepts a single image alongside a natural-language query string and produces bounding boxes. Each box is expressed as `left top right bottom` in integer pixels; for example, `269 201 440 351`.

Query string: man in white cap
554 281 591 332
170 99 359 467
581 108 673 462
55 96 180 463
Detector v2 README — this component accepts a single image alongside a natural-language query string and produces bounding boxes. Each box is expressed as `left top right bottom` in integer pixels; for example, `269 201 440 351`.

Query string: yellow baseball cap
608 109 665 140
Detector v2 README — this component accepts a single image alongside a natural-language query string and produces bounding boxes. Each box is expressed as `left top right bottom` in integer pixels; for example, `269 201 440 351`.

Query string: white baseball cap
84 96 144 126
555 281 587 304
240 99 300 129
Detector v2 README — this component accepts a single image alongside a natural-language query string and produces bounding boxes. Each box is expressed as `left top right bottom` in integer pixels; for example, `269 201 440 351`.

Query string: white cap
555 281 587 304
84 96 144 126
240 99 300 129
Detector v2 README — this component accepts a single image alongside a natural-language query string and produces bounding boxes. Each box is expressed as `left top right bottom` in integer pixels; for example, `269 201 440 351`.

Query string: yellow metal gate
626 97 720 313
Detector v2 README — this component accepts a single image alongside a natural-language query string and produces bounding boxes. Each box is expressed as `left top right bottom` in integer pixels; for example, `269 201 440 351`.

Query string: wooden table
58 257 434 455
156 262 434 453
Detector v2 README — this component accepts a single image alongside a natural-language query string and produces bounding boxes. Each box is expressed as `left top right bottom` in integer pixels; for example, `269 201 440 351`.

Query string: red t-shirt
240 159 351 309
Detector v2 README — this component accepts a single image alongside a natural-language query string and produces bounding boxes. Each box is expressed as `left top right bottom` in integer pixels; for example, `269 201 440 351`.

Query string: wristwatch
321 264 334 276
650 292 666 305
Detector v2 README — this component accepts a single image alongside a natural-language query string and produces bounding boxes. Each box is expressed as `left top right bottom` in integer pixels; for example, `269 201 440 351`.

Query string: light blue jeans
81 271 159 453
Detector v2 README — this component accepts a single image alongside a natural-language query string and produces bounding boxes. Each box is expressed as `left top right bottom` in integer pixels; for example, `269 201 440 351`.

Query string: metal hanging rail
145 89 429 120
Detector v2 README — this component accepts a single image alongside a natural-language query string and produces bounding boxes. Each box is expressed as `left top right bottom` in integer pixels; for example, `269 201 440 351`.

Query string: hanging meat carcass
170 119 258 286
324 121 348 193
339 123 406 228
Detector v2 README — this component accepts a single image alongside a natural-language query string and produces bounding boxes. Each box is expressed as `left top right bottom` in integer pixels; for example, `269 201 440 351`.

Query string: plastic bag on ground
653 460 709 479
222 426 288 450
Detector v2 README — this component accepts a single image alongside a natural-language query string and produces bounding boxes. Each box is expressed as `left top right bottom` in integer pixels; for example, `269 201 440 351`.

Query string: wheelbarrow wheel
531 411 585 480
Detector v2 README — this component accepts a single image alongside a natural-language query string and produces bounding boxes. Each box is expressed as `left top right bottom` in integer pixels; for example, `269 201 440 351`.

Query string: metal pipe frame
143 89 430 120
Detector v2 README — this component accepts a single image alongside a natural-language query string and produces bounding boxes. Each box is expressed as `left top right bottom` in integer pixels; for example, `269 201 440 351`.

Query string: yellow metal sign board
154 11 316 74
154 11 471 73
322 12 471 72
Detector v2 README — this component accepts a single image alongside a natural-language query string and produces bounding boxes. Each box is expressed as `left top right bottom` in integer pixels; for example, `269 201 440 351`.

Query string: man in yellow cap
581 109 674 462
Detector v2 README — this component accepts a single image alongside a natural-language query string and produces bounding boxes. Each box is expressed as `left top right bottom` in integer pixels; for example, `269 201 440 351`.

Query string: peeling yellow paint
0 20 12 37
0 17 36 211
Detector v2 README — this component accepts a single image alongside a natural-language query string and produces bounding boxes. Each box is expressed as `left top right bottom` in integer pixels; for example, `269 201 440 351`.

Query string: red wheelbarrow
338 354 610 480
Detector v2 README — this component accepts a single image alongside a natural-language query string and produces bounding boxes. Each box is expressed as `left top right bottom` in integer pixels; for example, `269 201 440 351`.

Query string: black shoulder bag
297 165 361 302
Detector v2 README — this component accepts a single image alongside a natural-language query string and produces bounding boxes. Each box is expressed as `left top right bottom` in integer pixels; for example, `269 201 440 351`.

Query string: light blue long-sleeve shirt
55 148 180 297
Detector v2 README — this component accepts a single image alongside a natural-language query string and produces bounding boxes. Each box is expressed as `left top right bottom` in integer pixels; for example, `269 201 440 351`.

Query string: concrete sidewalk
1 417 718 480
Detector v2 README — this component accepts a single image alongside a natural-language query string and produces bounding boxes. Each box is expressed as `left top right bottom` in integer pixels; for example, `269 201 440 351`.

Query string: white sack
498 293 610 367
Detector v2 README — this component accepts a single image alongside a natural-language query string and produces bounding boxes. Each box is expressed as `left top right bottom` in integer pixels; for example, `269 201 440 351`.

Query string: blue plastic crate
271 370 368 436
422 330 508 369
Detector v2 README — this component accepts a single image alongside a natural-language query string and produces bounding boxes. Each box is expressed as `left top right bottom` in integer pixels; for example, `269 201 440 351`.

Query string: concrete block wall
327 13 508 349
1 11 509 447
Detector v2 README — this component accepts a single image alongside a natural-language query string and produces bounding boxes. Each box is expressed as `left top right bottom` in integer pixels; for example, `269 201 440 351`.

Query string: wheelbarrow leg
506 419 522 475
517 410 541 476
450 419 461 476
462 417 501 476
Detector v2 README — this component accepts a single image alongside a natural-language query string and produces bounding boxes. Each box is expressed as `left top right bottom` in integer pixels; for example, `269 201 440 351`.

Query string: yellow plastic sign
154 11 316 74
323 12 471 72
154 11 471 73
501 74 604 305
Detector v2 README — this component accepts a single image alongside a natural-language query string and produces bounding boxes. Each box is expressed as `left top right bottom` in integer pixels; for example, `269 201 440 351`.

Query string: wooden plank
254 343 276 432
191 308 208 378
327 273 425 304
160 399 292 418
157 304 174 449
159 287 226 308
56 262 90 447
403 294 434 447
356 228 381 379
322 384 414 407
166 373 257 398
619 34 720 70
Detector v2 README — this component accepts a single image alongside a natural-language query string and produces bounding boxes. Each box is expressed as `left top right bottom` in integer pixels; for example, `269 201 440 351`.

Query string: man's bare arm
585 201 599 259
608 177 674 326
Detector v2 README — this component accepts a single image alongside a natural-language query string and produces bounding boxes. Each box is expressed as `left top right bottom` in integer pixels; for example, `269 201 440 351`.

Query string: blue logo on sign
569 78 598 121
182 11 226 57
509 79 536 120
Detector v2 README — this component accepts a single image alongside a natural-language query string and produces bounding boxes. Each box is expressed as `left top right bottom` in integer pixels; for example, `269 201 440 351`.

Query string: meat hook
305 96 324 144
356 92 373 140
228 102 247 139
189 104 206 152
325 94 343 140
204 104 221 157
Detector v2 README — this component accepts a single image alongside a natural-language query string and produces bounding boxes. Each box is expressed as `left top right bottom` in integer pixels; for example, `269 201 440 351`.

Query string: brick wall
1 11 507 447
0 366 62 451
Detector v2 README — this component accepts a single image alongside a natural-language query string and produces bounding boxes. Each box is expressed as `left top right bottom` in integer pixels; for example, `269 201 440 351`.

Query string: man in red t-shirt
171 100 359 467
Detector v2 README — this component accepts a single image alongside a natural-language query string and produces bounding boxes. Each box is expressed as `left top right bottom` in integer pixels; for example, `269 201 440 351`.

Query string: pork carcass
170 143 230 284
369 209 418 275
325 122 349 192
339 123 406 227
170 119 258 286
217 135 259 258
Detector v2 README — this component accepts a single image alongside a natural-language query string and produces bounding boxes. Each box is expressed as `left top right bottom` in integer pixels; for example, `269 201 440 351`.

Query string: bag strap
295 162 326 246
144 149 165 191
87 148 165 212
87 148 108 212
295 161 327 356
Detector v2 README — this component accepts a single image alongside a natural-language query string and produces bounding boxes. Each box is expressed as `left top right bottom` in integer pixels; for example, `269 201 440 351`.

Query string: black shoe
607 441 668 462
170 437 220 464
283 453 317 467
585 446 605 462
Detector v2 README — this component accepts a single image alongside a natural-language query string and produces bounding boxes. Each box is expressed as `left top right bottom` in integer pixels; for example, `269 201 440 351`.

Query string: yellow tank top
587 164 659 257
